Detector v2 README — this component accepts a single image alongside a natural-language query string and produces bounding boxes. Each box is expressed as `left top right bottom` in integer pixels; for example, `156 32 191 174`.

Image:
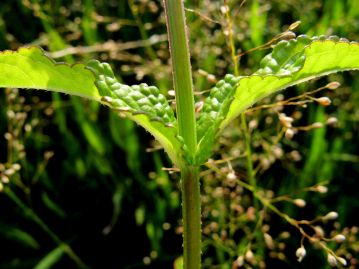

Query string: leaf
34 246 64 269
223 36 359 127
0 223 40 249
196 36 359 164
195 74 239 164
0 48 185 167
87 60 184 167
0 47 100 100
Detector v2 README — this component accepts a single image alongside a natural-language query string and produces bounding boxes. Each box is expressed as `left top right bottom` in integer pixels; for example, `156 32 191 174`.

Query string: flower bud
326 117 338 126
332 234 346 243
296 246 306 262
293 199 306 208
313 226 325 237
327 254 337 267
285 128 295 140
4 168 15 176
12 163 21 171
1 175 9 183
311 122 324 129
316 185 328 193
337 257 347 266
236 256 244 267
326 81 341 90
316 97 332 106
245 250 254 262
323 211 339 221
279 113 294 128
289 21 301 31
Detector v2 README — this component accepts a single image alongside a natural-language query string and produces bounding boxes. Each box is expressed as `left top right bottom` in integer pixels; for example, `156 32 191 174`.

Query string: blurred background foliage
0 0 358 268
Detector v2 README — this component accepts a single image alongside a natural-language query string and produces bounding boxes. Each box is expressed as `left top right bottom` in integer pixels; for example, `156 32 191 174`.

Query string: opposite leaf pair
0 35 359 168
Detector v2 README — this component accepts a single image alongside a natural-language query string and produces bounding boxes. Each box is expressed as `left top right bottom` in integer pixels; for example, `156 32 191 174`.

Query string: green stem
181 166 201 269
162 0 197 156
162 1 201 268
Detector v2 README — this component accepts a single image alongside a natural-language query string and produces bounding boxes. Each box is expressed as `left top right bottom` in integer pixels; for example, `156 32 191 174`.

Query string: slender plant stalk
224 0 262 246
162 1 201 268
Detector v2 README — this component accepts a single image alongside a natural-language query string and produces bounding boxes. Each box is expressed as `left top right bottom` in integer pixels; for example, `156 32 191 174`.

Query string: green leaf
224 36 359 127
0 223 40 249
0 47 100 100
196 36 359 164
195 74 239 164
0 48 185 167
34 245 64 269
87 60 184 167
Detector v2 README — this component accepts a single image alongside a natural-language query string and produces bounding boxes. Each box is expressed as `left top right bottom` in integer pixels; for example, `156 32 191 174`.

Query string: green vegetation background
0 0 358 268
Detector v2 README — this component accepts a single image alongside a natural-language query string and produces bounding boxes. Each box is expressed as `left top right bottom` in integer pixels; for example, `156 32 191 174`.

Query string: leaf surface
0 47 100 100
196 36 359 164
87 60 184 167
0 48 184 167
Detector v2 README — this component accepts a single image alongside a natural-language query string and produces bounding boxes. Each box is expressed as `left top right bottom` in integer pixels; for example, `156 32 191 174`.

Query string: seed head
285 128 295 140
168 90 175 96
296 246 306 262
327 254 337 267
337 257 347 266
316 185 328 193
332 234 346 243
4 168 15 176
227 172 237 181
316 97 332 106
12 163 21 171
289 21 301 31
279 113 294 128
326 117 338 126
1 175 9 183
323 211 339 221
293 199 306 208
245 250 254 262
311 122 324 129
326 81 341 90
313 226 325 238
236 256 244 267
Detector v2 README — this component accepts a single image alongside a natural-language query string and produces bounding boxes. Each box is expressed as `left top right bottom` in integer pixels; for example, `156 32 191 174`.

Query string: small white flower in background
332 234 346 243
327 254 337 267
245 250 254 263
293 199 306 208
316 97 332 106
316 185 328 193
311 122 324 129
326 81 341 90
279 113 294 128
326 117 338 126
285 128 295 140
337 257 347 266
323 211 339 221
236 256 244 267
296 246 306 262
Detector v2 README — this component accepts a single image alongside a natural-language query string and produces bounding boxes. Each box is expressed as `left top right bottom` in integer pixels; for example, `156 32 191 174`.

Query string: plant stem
181 166 201 269
162 0 197 156
162 1 201 268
